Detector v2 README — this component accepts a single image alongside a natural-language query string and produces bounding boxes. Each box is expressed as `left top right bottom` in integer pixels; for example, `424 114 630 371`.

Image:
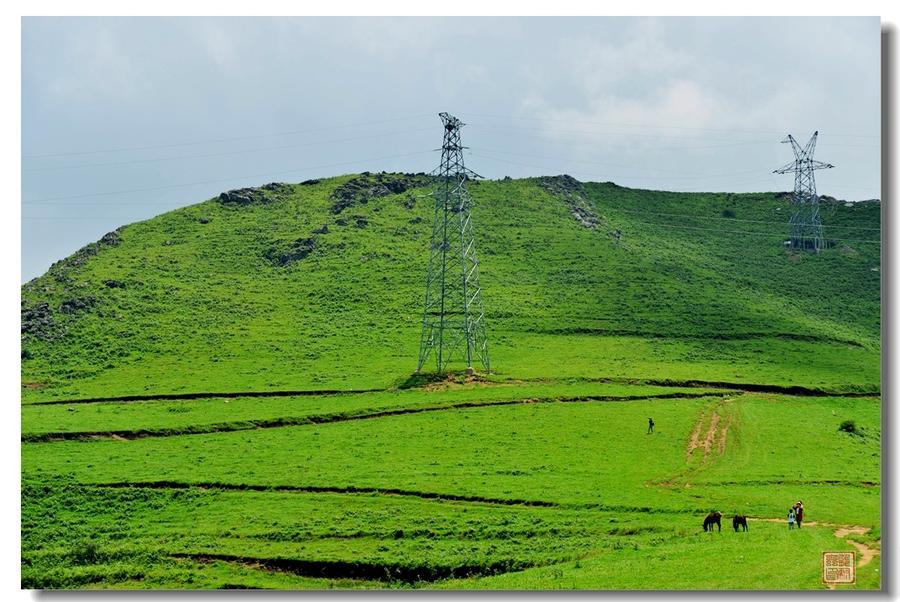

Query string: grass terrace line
23 378 879 406
22 391 728 442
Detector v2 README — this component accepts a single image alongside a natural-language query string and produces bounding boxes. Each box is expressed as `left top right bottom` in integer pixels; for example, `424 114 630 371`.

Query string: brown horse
703 511 722 532
733 515 749 532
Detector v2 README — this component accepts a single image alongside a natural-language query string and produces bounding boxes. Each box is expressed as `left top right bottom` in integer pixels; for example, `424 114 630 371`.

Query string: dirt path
686 413 705 457
686 398 733 463
748 518 879 571
833 526 878 568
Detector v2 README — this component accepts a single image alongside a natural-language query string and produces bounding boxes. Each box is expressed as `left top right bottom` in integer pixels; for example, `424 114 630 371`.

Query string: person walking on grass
647 417 654 434
794 501 804 529
788 508 796 529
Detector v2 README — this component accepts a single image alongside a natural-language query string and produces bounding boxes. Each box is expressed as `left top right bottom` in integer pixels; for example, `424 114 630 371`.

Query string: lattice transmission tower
773 131 834 253
416 112 490 374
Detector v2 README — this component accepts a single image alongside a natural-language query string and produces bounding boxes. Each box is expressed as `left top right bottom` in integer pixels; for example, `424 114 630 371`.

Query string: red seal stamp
823 551 855 585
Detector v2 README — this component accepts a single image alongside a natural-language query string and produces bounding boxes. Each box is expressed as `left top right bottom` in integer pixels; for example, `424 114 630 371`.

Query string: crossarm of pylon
808 160 834 170
773 159 800 174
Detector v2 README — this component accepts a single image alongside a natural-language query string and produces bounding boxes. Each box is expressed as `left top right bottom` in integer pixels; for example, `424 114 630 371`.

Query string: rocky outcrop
330 172 432 214
218 182 290 206
59 296 97 315
537 175 601 229
45 228 123 284
264 237 317 267
21 302 56 340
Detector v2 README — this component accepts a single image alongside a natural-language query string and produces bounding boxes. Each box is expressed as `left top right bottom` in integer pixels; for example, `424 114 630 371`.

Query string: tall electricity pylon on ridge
773 131 834 253
416 112 490 375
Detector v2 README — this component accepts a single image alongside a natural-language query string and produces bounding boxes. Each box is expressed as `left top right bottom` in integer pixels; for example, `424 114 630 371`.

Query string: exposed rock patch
330 172 432 214
218 182 290 206
264 237 317 267
537 175 602 229
59 296 97 315
99 231 121 246
21 302 57 341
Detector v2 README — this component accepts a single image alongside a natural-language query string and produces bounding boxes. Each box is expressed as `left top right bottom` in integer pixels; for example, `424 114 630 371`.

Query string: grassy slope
21 175 881 400
21 174 881 589
21 382 722 436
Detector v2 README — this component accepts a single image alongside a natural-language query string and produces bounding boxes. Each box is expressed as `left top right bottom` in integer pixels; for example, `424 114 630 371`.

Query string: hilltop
21 173 881 401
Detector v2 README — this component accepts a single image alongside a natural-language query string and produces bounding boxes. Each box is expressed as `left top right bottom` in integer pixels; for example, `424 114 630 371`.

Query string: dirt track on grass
749 518 879 569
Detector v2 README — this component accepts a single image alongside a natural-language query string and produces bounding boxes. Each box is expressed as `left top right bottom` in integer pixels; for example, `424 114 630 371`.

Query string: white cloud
515 18 831 153
555 18 690 98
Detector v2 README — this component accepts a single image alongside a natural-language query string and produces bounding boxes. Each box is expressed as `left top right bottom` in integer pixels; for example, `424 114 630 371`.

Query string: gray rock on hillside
21 302 54 338
330 172 433 215
218 182 290 206
537 175 602 230
59 296 97 314
264 237 317 267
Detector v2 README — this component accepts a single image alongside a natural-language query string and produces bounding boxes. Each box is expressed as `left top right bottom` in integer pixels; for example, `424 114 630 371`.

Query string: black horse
733 515 749 532
703 511 722 532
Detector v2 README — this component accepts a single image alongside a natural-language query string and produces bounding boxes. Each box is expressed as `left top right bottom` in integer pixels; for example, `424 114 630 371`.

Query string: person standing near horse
647 417 654 434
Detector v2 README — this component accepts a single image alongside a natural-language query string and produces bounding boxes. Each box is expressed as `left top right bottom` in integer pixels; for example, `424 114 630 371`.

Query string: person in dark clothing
647 418 654 434
794 501 804 528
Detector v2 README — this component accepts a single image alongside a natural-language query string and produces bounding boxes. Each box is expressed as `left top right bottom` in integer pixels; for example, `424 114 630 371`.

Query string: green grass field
21 174 881 589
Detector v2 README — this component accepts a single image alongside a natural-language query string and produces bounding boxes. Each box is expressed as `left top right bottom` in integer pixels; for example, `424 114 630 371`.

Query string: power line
23 127 434 172
468 151 880 195
468 122 779 150
603 206 881 232
466 122 879 154
23 150 435 204
469 150 770 184
458 112 880 140
23 113 434 159
472 147 769 179
623 220 879 245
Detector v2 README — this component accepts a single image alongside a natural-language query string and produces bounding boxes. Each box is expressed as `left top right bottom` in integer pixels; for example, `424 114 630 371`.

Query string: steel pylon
773 131 834 253
416 112 490 374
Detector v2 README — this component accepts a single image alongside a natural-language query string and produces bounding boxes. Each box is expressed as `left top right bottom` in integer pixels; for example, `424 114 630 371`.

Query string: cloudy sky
21 17 881 281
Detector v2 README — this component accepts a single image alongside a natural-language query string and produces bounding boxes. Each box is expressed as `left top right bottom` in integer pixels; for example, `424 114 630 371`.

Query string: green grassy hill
21 174 881 589
21 173 880 400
